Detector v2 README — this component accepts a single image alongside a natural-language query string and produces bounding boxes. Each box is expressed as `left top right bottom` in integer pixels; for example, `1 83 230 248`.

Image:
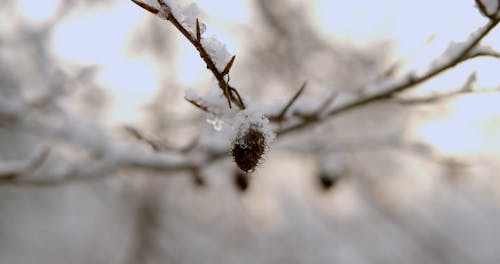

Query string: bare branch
229 86 246 109
184 97 213 114
125 125 199 154
124 126 165 151
0 150 196 187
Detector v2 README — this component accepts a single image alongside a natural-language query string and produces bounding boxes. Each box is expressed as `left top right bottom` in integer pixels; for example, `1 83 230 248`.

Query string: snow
231 107 275 147
184 87 275 153
201 36 232 71
429 24 487 70
319 153 346 175
184 88 199 101
153 1 207 39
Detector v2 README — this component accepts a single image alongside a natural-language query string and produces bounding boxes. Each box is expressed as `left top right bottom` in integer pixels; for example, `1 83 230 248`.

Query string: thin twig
0 147 50 180
395 87 500 105
130 0 245 109
269 82 307 122
229 86 246 109
292 91 338 122
125 126 164 151
184 97 212 114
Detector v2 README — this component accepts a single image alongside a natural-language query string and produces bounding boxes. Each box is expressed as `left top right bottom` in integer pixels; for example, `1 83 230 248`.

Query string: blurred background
1 0 500 263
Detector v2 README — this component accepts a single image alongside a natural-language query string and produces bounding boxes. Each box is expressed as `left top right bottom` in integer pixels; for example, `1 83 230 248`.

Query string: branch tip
196 18 201 42
131 0 160 14
222 55 236 76
270 81 307 122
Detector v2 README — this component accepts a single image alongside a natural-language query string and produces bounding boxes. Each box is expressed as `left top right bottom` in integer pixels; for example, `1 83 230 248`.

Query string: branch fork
131 0 244 109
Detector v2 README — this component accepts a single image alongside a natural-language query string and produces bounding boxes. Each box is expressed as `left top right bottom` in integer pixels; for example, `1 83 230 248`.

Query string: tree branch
278 18 500 136
268 82 307 122
130 0 245 109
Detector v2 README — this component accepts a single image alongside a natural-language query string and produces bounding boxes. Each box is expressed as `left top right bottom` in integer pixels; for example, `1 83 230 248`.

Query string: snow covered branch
130 0 244 109
0 147 50 181
3 1 499 186
277 16 500 136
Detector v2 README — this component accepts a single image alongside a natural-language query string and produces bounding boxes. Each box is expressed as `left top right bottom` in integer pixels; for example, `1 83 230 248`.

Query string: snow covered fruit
230 110 274 172
232 124 267 172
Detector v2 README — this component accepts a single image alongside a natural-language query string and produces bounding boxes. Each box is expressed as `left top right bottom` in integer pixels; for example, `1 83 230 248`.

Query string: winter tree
1 0 500 263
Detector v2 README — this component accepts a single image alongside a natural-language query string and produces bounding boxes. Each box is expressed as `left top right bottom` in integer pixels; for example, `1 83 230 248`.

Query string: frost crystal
206 114 224 131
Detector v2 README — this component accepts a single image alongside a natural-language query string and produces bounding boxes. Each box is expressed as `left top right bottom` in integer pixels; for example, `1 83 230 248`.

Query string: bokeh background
1 0 500 263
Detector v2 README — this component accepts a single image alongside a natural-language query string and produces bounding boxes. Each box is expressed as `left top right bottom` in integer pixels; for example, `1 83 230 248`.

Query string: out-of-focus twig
0 147 50 181
392 72 498 105
125 125 199 153
278 17 500 136
269 82 307 122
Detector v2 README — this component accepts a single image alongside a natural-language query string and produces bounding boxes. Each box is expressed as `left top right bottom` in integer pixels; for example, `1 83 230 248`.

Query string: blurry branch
0 150 197 187
127 181 161 264
124 125 199 153
0 67 96 125
2 3 498 187
467 46 500 59
292 91 338 121
392 72 496 105
130 0 245 109
0 147 50 181
278 17 500 136
395 87 500 105
268 82 307 122
184 95 215 115
125 125 165 151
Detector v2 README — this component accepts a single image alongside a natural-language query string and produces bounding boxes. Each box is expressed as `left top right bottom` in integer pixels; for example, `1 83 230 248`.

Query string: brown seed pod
231 124 267 172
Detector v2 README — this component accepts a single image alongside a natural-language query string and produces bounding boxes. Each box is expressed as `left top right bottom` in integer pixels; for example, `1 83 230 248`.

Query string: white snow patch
201 36 232 71
231 107 275 147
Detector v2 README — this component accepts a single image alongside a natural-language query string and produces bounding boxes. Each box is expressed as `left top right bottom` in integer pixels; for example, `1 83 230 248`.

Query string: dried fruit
231 124 267 172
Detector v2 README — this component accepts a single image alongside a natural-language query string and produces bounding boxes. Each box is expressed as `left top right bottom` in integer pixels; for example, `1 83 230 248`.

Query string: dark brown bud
231 124 267 172
190 168 206 188
192 173 206 188
318 173 339 191
233 170 250 192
